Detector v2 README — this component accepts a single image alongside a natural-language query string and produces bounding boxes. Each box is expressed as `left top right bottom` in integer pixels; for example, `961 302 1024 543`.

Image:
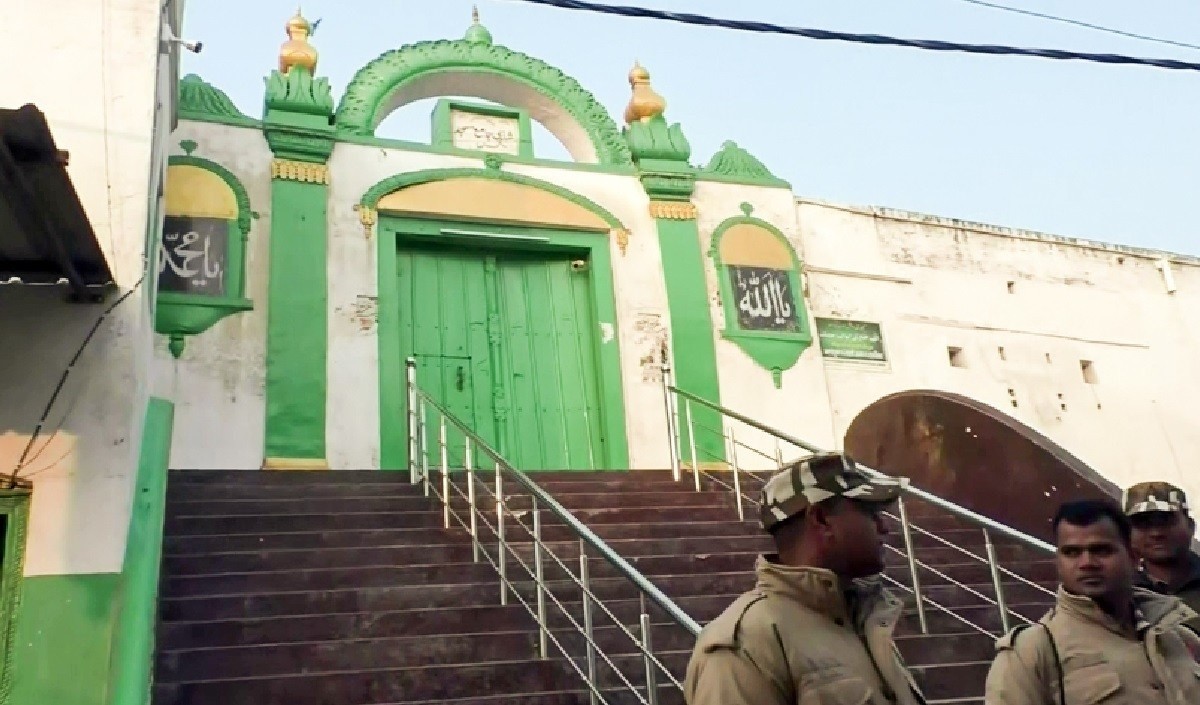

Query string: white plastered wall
325 144 672 470
796 199 1200 505
693 181 839 469
0 0 164 575
151 122 273 469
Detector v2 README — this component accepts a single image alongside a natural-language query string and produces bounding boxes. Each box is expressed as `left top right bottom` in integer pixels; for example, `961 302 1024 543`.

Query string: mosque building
1 4 1198 701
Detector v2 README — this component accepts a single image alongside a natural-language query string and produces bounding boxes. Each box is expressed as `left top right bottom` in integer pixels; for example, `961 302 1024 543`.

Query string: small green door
397 245 605 470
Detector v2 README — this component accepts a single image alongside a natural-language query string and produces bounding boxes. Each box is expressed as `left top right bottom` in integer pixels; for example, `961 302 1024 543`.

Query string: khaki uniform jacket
684 556 924 705
984 587 1200 705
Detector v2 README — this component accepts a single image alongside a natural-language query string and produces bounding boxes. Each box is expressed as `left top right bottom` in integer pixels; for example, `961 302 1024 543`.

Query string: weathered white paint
0 0 168 575
794 199 1200 505
694 181 839 469
151 122 274 469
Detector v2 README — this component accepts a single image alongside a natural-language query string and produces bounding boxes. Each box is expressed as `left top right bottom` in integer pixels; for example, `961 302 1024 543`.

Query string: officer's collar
756 555 883 624
1057 585 1190 635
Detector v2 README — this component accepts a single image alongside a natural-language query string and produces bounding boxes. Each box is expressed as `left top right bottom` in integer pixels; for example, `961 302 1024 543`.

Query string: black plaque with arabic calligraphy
159 216 228 296
728 265 800 332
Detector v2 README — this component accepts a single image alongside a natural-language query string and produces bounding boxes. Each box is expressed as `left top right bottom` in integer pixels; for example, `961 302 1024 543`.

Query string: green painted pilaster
9 574 120 705
261 63 335 465
623 75 725 465
107 398 174 705
654 214 725 465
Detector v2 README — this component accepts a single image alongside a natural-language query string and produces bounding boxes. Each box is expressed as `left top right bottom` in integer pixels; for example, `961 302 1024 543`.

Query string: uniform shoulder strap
997 620 1065 705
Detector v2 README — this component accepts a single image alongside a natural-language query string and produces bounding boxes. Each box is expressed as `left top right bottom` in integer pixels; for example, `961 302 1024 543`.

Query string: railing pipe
984 528 1012 633
683 399 700 492
406 357 419 484
580 539 598 705
466 441 478 562
727 426 744 522
532 501 548 658
419 401 430 496
660 361 682 482
667 386 1055 555
897 497 928 634
439 416 450 529
495 461 507 605
640 593 659 705
416 391 703 637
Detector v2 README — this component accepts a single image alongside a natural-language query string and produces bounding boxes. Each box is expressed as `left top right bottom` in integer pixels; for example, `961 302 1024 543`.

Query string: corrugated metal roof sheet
0 104 113 301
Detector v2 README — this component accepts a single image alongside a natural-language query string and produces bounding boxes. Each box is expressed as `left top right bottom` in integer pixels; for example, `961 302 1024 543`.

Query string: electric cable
949 0 1200 53
495 0 1200 72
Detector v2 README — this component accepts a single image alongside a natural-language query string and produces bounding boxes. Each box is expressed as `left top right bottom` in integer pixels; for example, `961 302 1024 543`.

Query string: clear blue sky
183 1 1200 254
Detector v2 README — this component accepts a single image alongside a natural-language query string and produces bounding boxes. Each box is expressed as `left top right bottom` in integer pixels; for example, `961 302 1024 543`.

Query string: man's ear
806 501 837 534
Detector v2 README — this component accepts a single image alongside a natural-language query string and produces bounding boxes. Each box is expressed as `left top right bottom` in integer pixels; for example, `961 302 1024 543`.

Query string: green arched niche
336 39 633 167
710 205 812 388
155 155 255 358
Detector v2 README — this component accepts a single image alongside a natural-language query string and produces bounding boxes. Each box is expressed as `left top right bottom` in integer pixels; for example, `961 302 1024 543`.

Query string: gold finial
472 5 480 23
623 60 666 125
279 8 318 74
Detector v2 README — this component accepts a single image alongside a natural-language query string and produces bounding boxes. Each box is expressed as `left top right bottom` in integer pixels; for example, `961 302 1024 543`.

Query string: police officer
683 452 925 705
1124 481 1200 630
984 499 1200 705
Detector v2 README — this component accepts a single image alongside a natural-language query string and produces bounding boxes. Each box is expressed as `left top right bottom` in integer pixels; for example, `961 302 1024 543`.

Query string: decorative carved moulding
649 201 697 221
271 159 329 184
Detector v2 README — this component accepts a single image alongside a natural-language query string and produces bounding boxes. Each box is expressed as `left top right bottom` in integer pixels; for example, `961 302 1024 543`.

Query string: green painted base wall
656 217 725 463
264 178 329 460
9 573 120 705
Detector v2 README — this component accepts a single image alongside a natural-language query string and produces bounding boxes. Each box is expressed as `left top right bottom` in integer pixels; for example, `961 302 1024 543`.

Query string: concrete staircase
530 471 1058 705
153 469 1056 704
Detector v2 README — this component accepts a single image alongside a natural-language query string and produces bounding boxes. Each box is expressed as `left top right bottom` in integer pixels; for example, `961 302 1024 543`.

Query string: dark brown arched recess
844 389 1120 543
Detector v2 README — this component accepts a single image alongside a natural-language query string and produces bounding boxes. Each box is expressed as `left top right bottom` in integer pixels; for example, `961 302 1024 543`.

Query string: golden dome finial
279 7 318 74
472 5 480 24
624 60 666 125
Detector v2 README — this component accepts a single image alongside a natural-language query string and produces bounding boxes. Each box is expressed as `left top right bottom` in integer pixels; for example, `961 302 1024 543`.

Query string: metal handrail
406 359 700 705
665 377 1055 556
659 363 1056 637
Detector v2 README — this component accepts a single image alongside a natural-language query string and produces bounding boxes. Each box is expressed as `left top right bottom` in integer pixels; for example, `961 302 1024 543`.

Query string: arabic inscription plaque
449 109 520 155
159 216 228 296
728 266 799 333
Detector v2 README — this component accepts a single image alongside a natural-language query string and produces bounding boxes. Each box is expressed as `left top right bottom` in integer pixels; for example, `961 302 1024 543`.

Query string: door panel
397 244 604 471
398 249 494 468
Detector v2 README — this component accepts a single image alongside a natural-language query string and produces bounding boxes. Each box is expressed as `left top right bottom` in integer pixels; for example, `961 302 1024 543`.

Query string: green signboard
815 318 886 363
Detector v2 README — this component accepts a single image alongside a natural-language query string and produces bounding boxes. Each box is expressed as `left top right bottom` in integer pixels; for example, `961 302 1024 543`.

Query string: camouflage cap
1123 481 1189 516
759 452 907 532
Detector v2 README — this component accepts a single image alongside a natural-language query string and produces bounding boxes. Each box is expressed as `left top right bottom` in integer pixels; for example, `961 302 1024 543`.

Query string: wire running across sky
495 0 1200 72
949 0 1200 53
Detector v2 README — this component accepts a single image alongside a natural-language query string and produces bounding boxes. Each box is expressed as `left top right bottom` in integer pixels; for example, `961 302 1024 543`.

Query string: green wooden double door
398 245 606 470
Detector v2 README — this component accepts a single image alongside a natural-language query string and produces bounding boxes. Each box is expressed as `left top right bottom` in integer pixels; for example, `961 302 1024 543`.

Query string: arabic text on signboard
815 318 886 362
729 266 800 333
159 216 228 297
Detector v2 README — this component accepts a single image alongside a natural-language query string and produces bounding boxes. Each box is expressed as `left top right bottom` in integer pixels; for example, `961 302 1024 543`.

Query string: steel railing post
439 416 450 529
683 399 700 491
898 497 928 634
495 461 507 605
727 426 744 522
532 500 548 658
640 593 659 705
660 362 682 482
984 528 1012 633
466 441 478 562
580 539 598 705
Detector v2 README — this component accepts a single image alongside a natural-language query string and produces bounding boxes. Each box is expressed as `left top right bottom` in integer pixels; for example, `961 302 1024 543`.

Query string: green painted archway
335 39 633 166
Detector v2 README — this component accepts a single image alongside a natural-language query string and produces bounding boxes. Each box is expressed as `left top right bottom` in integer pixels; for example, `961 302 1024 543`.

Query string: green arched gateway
335 37 633 167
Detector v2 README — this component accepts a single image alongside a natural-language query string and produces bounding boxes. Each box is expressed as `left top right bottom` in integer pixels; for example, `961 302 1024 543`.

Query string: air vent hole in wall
1080 360 1098 384
997 346 1006 361
948 346 966 368
1006 281 1015 293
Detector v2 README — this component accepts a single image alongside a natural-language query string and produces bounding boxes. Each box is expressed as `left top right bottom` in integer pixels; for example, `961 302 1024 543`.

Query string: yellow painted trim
164 165 238 219
261 457 330 471
649 201 697 220
612 228 630 256
682 461 732 472
718 223 793 268
377 178 610 231
271 159 330 184
355 204 377 239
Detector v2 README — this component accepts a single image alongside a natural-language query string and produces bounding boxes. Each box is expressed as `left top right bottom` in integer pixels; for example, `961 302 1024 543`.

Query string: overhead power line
951 0 1200 52
497 0 1200 72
